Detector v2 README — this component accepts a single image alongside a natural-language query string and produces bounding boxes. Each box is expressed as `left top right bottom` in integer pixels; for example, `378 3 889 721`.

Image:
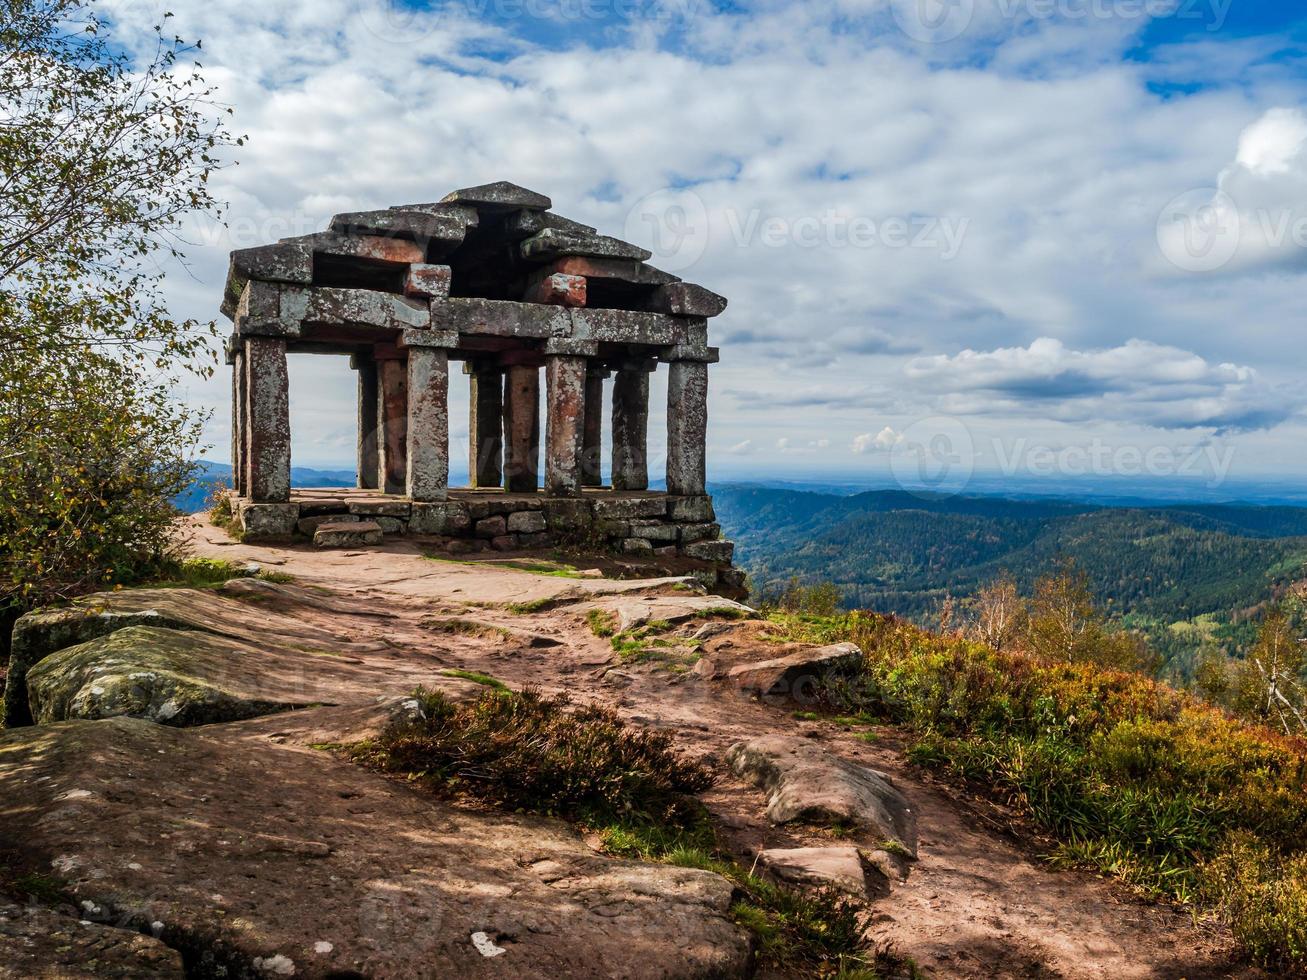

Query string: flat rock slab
315 521 384 548
5 580 482 731
26 626 327 727
757 847 874 898
0 718 750 979
0 902 184 979
727 735 917 856
588 594 755 634
726 642 863 699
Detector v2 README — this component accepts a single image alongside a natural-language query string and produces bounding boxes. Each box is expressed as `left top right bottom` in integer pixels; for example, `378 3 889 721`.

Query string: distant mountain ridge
175 462 356 513
713 485 1307 674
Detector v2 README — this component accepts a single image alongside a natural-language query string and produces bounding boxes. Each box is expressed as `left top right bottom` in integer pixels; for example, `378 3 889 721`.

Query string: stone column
353 354 379 491
243 336 291 503
406 345 450 502
232 348 247 497
666 359 709 497
503 363 541 493
545 354 586 497
581 367 607 487
611 361 653 492
468 365 504 489
376 352 408 496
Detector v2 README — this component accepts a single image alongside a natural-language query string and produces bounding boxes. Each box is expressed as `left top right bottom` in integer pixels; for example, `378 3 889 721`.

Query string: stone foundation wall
233 492 744 595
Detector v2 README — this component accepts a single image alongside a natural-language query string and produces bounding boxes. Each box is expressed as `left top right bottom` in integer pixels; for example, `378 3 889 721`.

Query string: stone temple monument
221 181 741 595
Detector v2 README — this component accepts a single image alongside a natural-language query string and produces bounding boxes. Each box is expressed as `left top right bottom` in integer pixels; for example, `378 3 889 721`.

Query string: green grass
438 668 509 690
507 597 560 615
586 609 618 637
423 618 514 642
139 557 284 590
769 608 1307 972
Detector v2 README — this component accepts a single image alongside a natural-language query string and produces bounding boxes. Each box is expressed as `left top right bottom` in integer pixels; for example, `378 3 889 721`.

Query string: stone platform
233 487 743 593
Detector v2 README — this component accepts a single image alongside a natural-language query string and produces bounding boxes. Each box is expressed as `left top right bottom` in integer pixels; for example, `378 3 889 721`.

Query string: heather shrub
771 606 1307 967
355 686 714 824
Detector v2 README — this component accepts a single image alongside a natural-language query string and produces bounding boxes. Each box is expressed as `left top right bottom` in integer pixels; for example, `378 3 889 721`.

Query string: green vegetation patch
437 668 509 691
770 607 1307 972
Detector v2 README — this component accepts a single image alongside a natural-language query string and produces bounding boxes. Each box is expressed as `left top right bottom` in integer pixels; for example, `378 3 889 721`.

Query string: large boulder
25 626 325 726
726 642 863 699
726 735 917 856
0 717 751 979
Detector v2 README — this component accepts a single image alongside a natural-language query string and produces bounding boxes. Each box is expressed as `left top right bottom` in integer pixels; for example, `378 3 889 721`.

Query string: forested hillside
714 486 1307 675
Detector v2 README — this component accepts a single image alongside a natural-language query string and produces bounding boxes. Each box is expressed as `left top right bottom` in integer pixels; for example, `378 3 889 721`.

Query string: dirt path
183 517 1260 980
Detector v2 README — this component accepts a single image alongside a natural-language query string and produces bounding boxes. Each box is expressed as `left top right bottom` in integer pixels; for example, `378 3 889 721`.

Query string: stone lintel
431 297 572 340
572 308 699 346
523 271 587 308
520 227 653 263
546 255 680 286
398 329 459 350
372 343 405 362
222 242 314 321
660 344 720 364
645 283 728 318
388 202 481 228
284 286 432 333
440 181 552 211
290 232 427 266
543 338 599 357
404 264 453 300
329 209 468 246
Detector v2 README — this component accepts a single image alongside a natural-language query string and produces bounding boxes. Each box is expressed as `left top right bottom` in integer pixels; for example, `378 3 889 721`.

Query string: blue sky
99 0 1307 495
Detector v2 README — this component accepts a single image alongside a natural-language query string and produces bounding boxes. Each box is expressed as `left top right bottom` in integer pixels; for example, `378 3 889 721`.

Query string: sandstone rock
590 595 755 634
476 515 508 538
25 626 321 727
0 717 751 979
620 538 654 556
542 497 593 531
297 513 359 536
669 496 716 523
726 736 917 856
506 510 548 534
490 534 520 552
757 847 872 897
726 642 864 699
375 516 406 535
410 501 471 535
683 540 734 563
0 902 184 979
679 523 721 544
314 521 383 548
237 502 298 538
594 496 667 521
628 521 680 543
348 500 413 519
519 532 553 550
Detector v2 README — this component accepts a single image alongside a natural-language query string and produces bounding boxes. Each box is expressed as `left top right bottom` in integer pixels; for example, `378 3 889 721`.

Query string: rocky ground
0 515 1266 979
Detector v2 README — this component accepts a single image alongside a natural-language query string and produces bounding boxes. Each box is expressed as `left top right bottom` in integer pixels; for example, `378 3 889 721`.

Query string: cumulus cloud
853 427 903 453
99 0 1307 476
903 338 1297 432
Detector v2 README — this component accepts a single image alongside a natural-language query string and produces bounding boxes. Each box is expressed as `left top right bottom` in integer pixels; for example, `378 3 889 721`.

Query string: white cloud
903 338 1296 432
103 0 1307 480
853 427 903 453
